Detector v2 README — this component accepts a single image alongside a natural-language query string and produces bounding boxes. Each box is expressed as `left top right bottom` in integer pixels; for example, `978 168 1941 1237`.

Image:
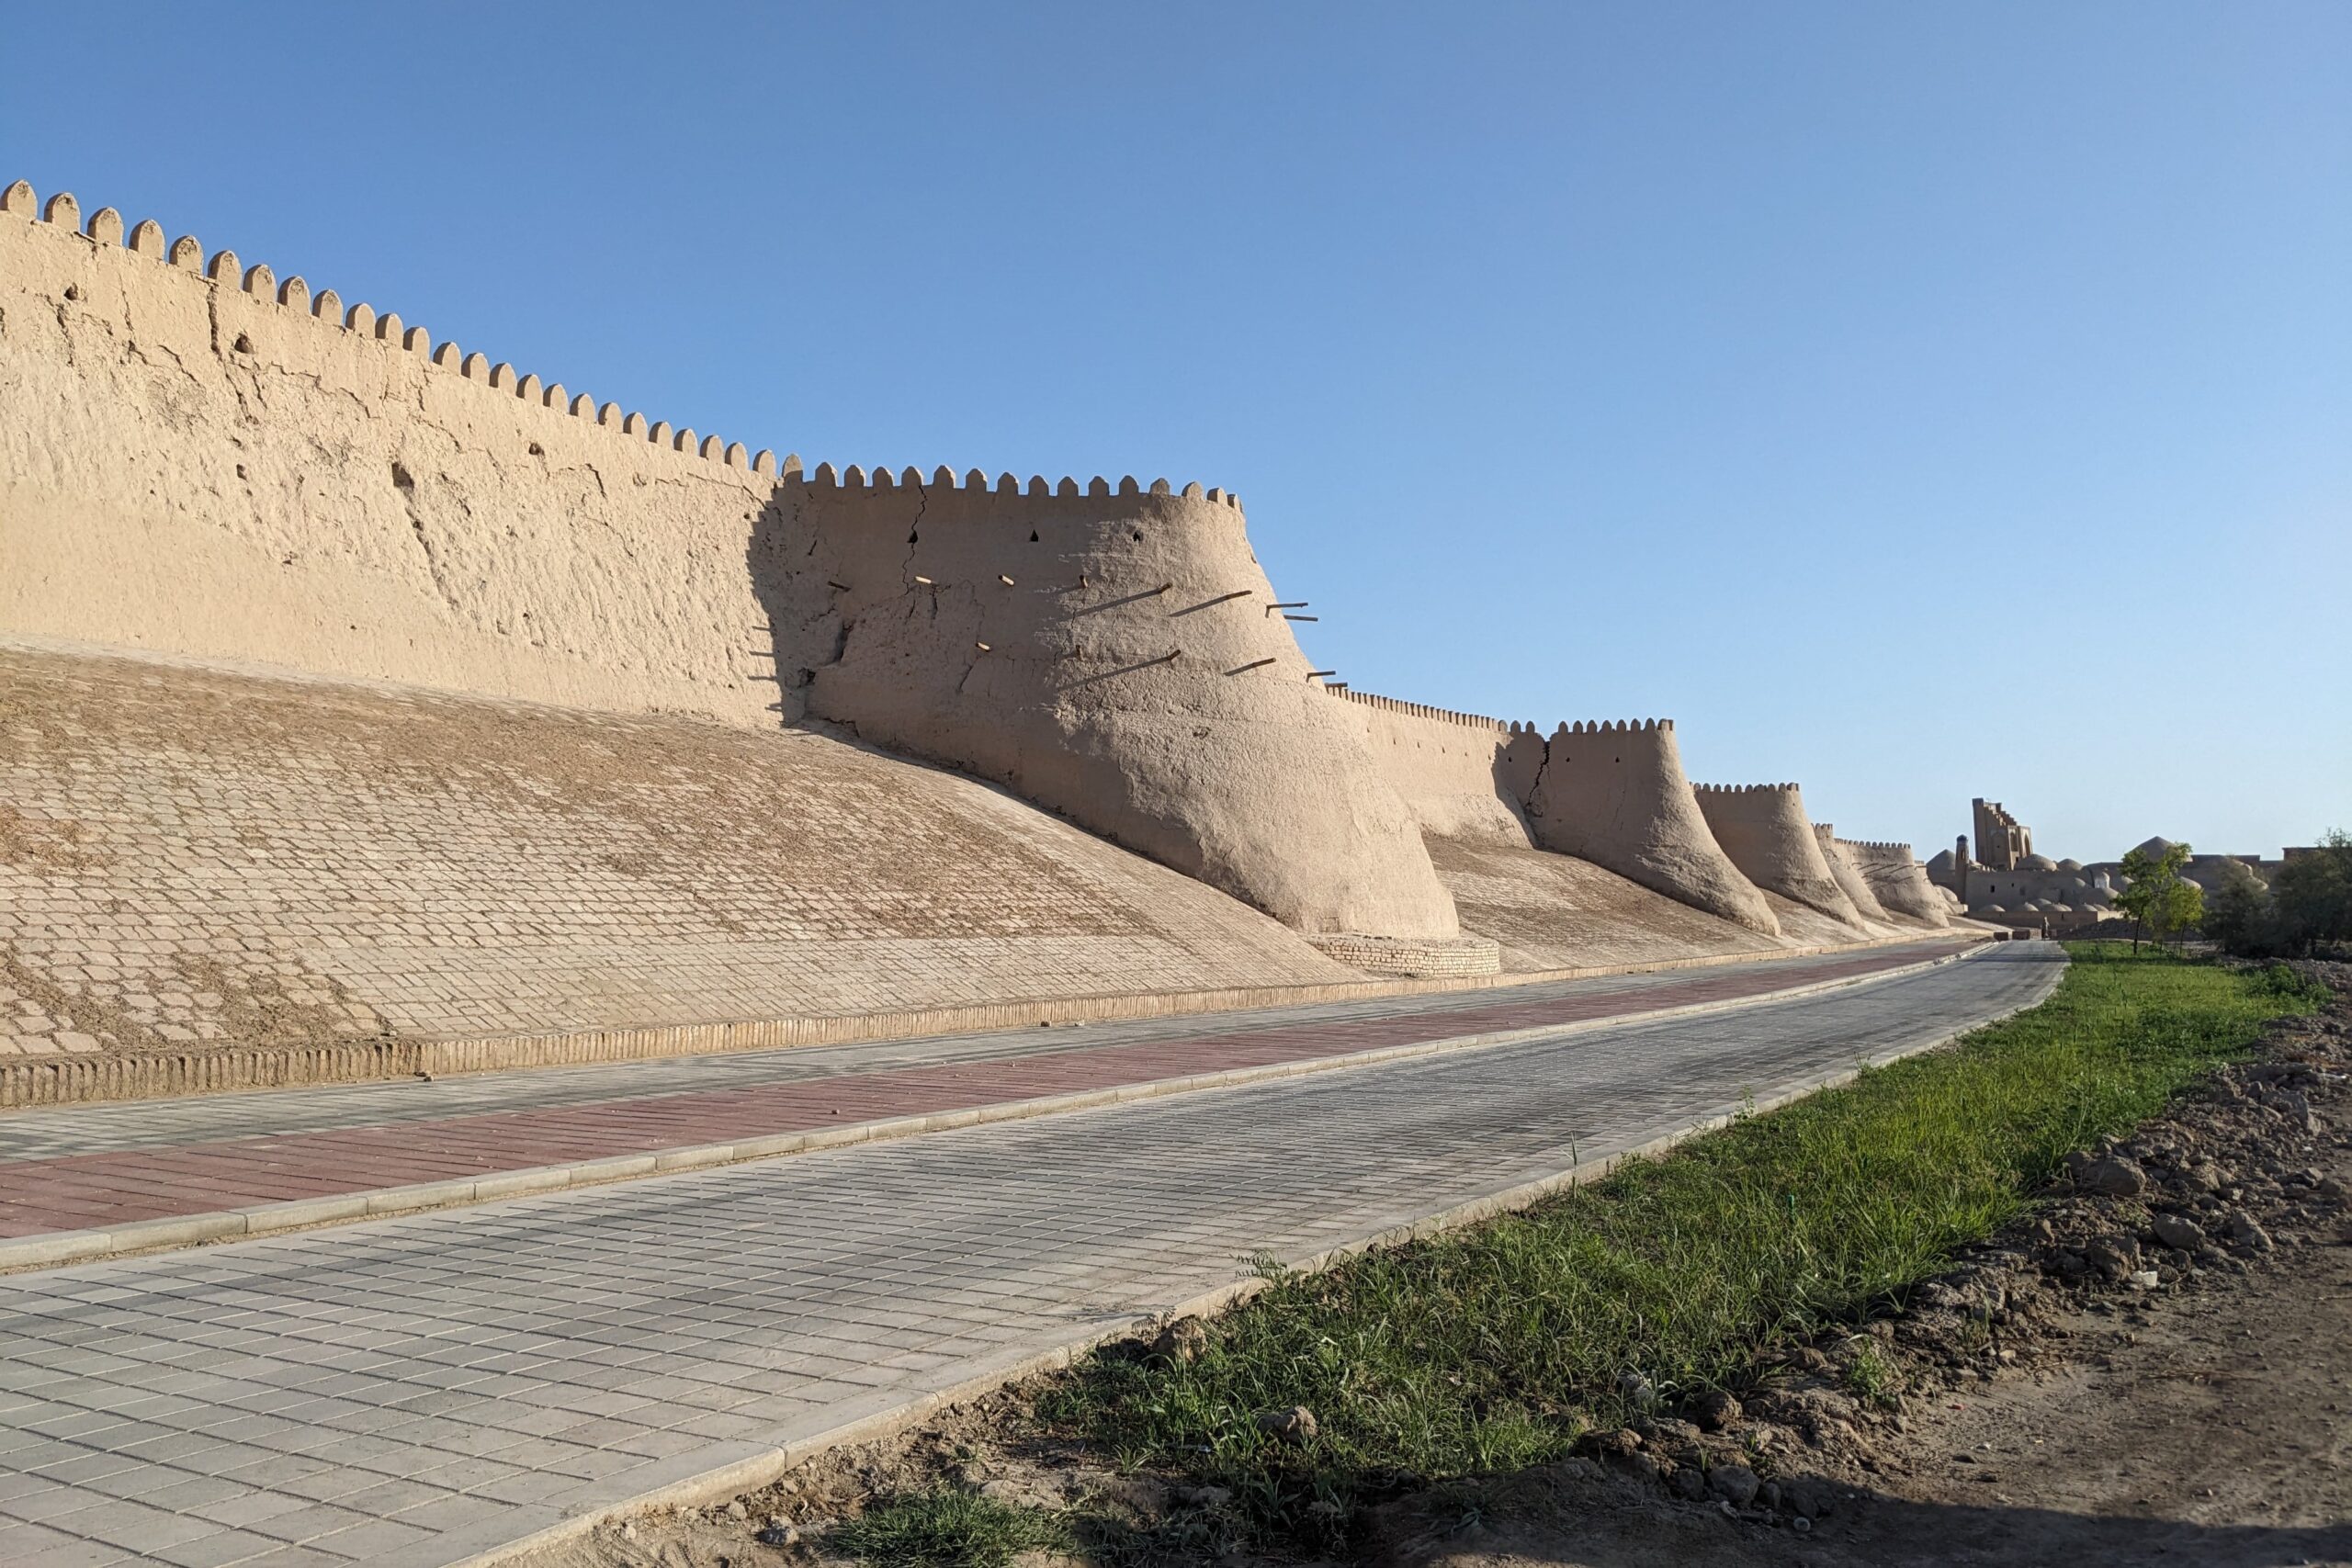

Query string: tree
2116 840 2203 952
2275 829 2352 955
2200 859 2282 957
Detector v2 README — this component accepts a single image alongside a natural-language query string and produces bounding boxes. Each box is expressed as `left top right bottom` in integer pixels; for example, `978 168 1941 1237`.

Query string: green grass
1035 944 2324 1552
830 1489 1073 1568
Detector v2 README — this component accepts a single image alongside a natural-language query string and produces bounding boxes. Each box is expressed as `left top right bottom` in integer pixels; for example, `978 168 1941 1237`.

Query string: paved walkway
0 945 2060 1568
0 942 1960 1244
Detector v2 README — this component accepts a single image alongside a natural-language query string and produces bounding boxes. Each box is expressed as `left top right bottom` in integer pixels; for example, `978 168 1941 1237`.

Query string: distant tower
1973 798 2030 873
1956 834 1972 904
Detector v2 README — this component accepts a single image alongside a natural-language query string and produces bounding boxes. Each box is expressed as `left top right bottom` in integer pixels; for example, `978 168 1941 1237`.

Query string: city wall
0 186 786 726
1838 838 1951 926
1692 784 1862 925
0 184 1454 942
1815 825 1894 923
1524 721 1781 935
0 179 1955 962
1317 694 1782 932
1323 690 1535 842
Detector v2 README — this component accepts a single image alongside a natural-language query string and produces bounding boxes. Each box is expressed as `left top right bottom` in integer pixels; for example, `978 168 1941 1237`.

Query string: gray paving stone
0 949 2058 1567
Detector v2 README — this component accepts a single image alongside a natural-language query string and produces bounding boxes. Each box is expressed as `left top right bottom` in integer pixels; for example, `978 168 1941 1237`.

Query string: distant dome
1979 903 2007 914
2058 858 2083 872
1926 849 1958 873
2047 902 2075 913
2021 853 2058 871
2133 835 2177 859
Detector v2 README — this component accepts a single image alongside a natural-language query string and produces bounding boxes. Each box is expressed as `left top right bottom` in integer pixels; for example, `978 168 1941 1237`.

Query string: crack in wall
390 462 464 613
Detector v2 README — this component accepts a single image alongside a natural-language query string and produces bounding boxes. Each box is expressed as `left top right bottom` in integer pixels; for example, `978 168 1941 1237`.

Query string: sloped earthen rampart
1693 784 1863 926
1838 838 1950 927
1523 721 1780 935
0 182 1458 945
1814 824 1894 923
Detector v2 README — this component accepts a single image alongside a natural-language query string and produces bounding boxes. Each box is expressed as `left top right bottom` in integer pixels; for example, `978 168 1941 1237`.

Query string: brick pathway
0 943 1962 1243
0 945 2061 1568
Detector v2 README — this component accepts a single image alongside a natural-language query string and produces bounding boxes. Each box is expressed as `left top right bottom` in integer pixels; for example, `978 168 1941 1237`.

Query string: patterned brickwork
0 644 1353 1063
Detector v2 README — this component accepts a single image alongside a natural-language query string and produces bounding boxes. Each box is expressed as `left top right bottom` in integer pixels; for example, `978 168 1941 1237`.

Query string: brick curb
402 948 2064 1568
0 929 1976 1110
0 944 1983 1274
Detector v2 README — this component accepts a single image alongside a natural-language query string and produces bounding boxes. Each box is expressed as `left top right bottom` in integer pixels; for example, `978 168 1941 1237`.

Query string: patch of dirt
548 962 2352 1568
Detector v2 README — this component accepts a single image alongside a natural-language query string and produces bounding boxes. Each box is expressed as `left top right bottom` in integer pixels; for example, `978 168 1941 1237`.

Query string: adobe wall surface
1815 825 1894 923
1324 692 1832 940
1693 784 1863 926
0 187 784 727
0 185 1453 942
1522 721 1781 935
1839 838 1951 927
0 642 1363 1077
1324 690 1534 843
779 474 1457 939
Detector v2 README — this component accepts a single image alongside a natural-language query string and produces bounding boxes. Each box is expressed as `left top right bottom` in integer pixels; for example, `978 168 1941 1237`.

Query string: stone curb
0 945 1983 1275
0 928 1976 1109
406 947 2064 1568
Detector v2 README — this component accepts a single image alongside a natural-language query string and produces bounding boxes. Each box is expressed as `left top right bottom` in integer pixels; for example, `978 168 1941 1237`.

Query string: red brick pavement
0 944 1961 1240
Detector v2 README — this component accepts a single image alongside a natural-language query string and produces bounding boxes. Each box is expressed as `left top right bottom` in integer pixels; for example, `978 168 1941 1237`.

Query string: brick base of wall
1303 933 1504 979
0 1041 424 1109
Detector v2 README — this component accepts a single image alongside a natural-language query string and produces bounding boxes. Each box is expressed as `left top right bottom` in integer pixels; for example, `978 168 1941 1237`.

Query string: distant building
1928 804 2312 932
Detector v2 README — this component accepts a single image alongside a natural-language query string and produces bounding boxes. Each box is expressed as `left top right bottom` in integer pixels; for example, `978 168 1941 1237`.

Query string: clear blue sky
6 3 2346 862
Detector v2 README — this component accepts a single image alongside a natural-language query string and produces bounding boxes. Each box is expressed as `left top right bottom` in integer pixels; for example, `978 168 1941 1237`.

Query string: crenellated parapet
798 462 1243 513
1326 686 1511 731
1692 782 1863 926
0 179 789 478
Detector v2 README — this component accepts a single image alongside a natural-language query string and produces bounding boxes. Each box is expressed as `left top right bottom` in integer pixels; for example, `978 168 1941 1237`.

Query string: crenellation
5 183 783 480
